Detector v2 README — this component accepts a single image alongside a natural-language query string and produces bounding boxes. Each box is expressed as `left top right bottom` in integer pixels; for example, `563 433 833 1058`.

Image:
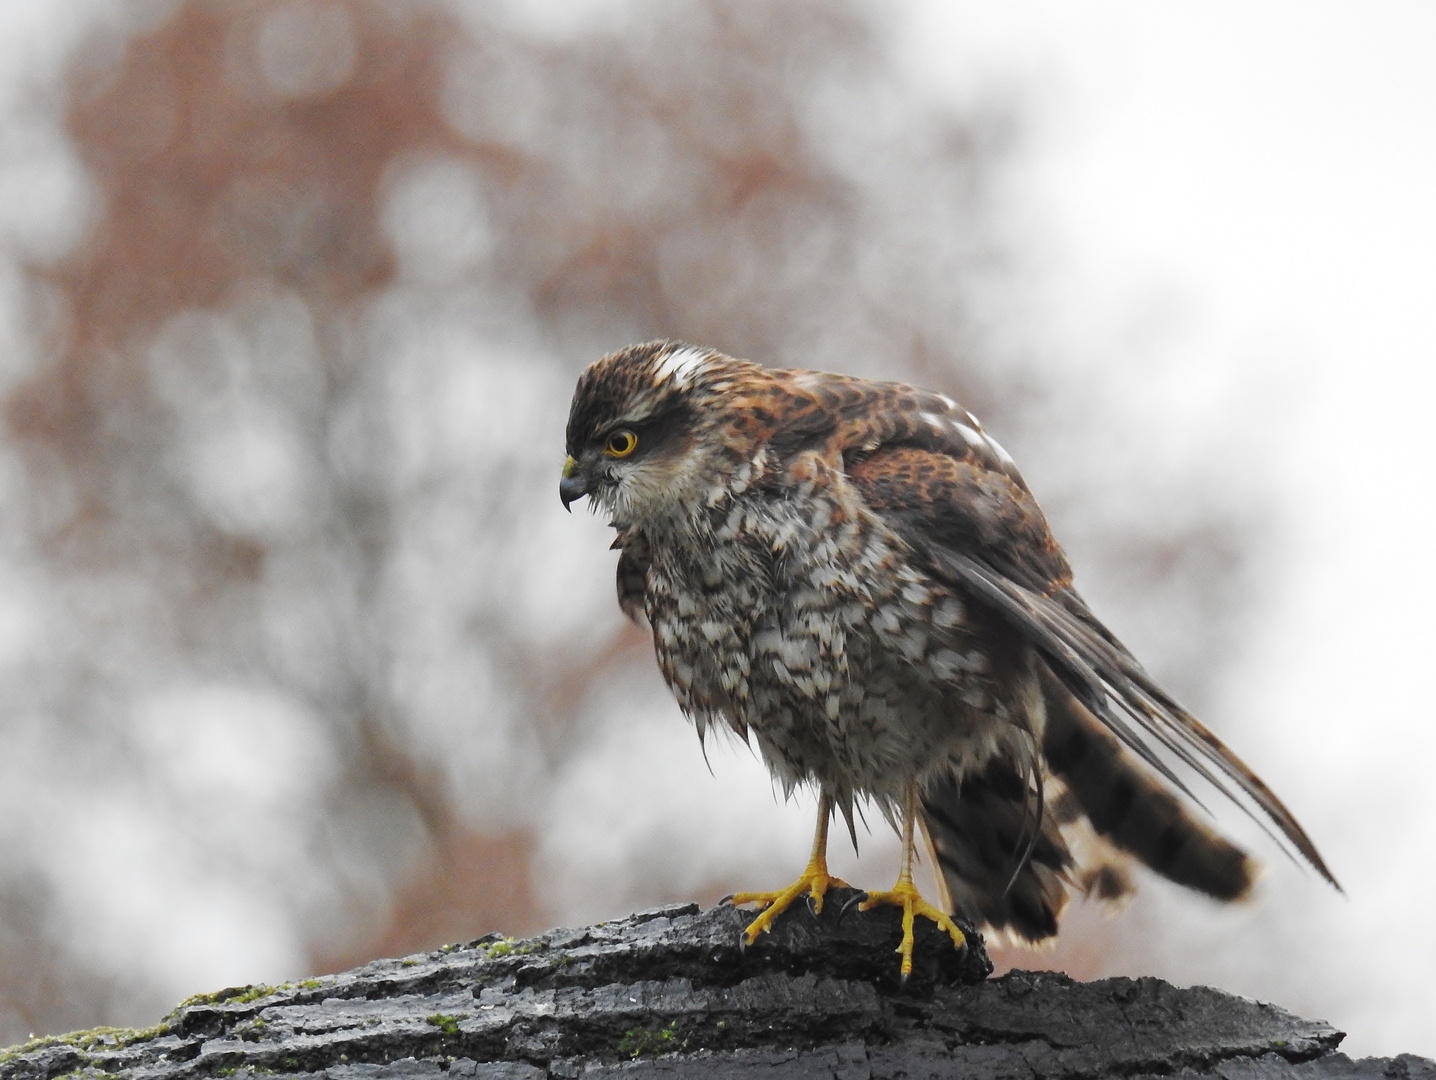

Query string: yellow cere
563 455 579 478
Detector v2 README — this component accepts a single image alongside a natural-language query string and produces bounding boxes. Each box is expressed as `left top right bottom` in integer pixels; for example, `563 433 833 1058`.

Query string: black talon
719 893 737 906
836 891 869 925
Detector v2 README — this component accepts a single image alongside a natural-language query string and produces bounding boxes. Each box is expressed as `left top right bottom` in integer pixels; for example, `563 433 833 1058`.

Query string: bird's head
561 341 759 526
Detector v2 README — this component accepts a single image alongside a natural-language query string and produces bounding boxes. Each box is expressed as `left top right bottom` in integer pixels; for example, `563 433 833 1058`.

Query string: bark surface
0 890 1428 1080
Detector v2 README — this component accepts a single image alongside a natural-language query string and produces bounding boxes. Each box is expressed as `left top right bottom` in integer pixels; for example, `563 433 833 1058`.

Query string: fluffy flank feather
921 757 1073 942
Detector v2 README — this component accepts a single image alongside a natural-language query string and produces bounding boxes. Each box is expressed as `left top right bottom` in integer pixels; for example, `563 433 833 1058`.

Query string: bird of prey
560 340 1337 976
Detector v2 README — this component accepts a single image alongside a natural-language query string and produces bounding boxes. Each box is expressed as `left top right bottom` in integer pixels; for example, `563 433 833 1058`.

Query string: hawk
560 341 1337 975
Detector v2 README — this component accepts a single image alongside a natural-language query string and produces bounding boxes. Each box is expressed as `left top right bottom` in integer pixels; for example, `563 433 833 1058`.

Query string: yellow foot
858 879 967 979
729 859 850 945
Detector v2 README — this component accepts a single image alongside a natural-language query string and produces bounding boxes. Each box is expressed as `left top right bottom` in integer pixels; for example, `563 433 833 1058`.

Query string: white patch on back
983 433 1016 465
653 346 711 387
918 410 949 432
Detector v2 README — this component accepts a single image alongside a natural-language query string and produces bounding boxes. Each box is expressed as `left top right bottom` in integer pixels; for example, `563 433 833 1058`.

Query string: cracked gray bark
1 890 1429 1080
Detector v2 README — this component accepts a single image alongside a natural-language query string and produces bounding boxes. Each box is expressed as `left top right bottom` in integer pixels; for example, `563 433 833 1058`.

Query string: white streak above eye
653 346 711 386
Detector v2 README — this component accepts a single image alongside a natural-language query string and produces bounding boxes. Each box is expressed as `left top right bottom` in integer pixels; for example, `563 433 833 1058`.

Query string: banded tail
921 666 1259 942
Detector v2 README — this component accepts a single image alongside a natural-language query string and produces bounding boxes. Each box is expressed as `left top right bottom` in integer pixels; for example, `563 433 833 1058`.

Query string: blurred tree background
0 0 1263 1042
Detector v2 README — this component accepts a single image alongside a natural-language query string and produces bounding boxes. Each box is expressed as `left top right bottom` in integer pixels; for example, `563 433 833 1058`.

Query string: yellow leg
858 781 967 978
730 792 849 944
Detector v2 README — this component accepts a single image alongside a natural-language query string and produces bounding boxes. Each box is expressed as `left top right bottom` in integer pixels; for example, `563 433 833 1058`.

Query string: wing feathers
775 375 1336 899
923 542 1340 890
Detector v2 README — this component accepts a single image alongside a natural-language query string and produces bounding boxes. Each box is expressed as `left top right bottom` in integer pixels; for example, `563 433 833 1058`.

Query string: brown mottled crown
565 340 745 457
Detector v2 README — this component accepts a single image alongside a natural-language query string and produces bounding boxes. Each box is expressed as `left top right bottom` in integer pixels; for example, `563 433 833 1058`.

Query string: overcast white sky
898 0 1436 1059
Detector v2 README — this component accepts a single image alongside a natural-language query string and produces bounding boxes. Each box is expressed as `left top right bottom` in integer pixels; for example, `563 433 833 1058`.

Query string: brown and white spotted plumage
561 341 1337 950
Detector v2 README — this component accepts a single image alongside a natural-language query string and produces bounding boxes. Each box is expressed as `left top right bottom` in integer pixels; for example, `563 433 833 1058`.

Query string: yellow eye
604 429 638 457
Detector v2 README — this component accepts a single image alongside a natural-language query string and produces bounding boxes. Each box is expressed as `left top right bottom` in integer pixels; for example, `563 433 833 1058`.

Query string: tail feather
921 757 1073 943
921 663 1260 943
1039 664 1255 902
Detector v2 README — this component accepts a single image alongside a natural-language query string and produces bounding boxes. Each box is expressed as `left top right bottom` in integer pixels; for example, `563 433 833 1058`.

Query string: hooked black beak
559 456 590 511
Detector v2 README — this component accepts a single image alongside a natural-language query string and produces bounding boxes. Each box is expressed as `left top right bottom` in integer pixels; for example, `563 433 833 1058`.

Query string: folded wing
825 386 1338 895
